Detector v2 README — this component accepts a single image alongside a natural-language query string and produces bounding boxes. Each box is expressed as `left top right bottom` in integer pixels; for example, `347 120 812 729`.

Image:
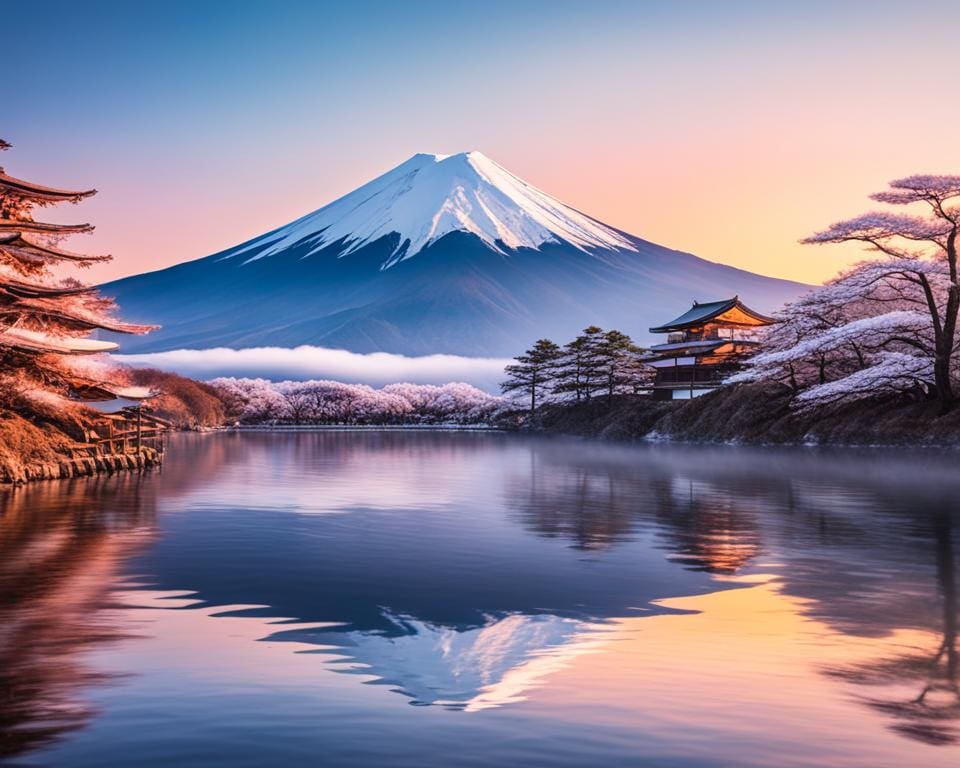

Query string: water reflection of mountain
0 474 157 760
5 432 960 750
131 435 958 727
138 434 717 639
299 611 608 711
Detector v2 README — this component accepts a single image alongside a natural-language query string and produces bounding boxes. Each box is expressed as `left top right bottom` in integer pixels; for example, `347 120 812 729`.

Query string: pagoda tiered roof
649 296 775 334
0 232 110 263
0 275 94 299
0 139 155 373
0 171 96 203
7 297 156 334
0 219 94 236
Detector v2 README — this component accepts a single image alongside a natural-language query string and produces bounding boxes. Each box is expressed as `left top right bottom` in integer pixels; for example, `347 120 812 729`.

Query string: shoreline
1 447 163 486
531 383 960 449
229 424 503 432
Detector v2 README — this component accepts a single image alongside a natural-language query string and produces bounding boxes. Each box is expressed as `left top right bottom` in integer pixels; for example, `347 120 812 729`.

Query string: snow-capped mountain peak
230 150 638 268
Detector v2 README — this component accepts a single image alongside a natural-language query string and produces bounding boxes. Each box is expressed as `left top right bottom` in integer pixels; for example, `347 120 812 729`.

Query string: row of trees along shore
209 378 503 425
501 326 654 417
503 174 960 421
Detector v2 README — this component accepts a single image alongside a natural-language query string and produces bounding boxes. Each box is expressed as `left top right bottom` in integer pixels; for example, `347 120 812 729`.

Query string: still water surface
1 431 958 767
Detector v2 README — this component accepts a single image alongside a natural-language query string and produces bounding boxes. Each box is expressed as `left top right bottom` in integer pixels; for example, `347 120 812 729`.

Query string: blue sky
6 0 959 283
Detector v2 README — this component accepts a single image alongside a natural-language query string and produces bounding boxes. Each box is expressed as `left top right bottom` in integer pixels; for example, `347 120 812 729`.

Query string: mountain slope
103 152 808 357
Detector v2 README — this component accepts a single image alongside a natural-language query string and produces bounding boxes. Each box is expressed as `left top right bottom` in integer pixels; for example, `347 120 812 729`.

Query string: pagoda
646 296 774 400
0 139 155 402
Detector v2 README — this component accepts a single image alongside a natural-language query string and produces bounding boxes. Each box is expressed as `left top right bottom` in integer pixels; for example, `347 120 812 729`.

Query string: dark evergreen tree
554 326 604 402
501 339 562 418
593 330 650 400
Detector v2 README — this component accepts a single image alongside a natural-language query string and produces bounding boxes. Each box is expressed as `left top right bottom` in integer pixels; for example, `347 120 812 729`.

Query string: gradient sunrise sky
6 0 959 284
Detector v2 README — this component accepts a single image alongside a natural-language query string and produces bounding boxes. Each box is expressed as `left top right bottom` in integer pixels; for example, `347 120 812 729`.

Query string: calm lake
1 431 959 767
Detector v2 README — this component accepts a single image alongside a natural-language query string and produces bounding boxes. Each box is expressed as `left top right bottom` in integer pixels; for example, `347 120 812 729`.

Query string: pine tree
501 339 562 419
0 140 154 412
593 329 650 401
554 326 605 402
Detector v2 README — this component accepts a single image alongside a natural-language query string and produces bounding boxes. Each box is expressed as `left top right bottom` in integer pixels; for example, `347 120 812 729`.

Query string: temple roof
649 296 775 333
0 276 94 299
648 339 729 353
9 297 157 334
0 219 94 236
0 232 110 263
70 382 159 402
0 171 96 203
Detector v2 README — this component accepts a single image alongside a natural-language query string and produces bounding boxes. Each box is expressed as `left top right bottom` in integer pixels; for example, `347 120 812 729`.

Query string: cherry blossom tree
209 378 502 425
801 176 960 411
209 377 289 422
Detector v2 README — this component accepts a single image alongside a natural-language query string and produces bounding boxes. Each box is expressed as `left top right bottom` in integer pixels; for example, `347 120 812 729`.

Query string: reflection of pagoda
0 478 157 760
656 478 762 575
647 296 774 400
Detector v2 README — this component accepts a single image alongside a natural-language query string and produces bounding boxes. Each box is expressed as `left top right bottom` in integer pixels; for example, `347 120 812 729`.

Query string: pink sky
7 2 959 286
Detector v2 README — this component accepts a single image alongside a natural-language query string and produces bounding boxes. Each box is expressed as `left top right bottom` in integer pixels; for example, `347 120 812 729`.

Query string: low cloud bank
113 345 511 391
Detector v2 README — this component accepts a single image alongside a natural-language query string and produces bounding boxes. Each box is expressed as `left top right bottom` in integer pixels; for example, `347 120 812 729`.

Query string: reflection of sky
33 578 956 768
6 433 960 766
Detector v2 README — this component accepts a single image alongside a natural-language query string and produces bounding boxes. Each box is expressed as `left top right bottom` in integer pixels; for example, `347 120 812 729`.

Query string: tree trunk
934 351 955 414
937 238 959 414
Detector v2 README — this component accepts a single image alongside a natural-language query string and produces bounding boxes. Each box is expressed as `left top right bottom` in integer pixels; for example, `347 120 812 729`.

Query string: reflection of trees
509 441 960 747
510 450 763 571
512 454 638 550
0 475 156 759
825 511 959 745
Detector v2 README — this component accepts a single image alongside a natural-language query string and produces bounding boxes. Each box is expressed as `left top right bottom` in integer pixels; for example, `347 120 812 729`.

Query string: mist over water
1 432 958 767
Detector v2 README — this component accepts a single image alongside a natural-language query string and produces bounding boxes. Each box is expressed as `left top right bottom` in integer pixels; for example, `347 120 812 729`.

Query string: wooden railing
70 408 172 458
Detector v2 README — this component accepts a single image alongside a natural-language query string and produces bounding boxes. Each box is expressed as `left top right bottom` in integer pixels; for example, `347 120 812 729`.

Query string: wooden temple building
0 139 165 462
646 296 774 400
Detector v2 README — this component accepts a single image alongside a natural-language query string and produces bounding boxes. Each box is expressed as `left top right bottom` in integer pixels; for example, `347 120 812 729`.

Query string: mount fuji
104 151 807 357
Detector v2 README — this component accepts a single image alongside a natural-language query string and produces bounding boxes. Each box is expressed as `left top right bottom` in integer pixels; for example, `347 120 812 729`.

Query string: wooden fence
70 407 172 459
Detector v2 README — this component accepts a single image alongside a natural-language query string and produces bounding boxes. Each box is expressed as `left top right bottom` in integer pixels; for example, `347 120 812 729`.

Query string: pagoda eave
0 220 95 235
0 172 96 203
0 278 95 299
69 381 159 402
4 299 157 334
1 235 111 263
